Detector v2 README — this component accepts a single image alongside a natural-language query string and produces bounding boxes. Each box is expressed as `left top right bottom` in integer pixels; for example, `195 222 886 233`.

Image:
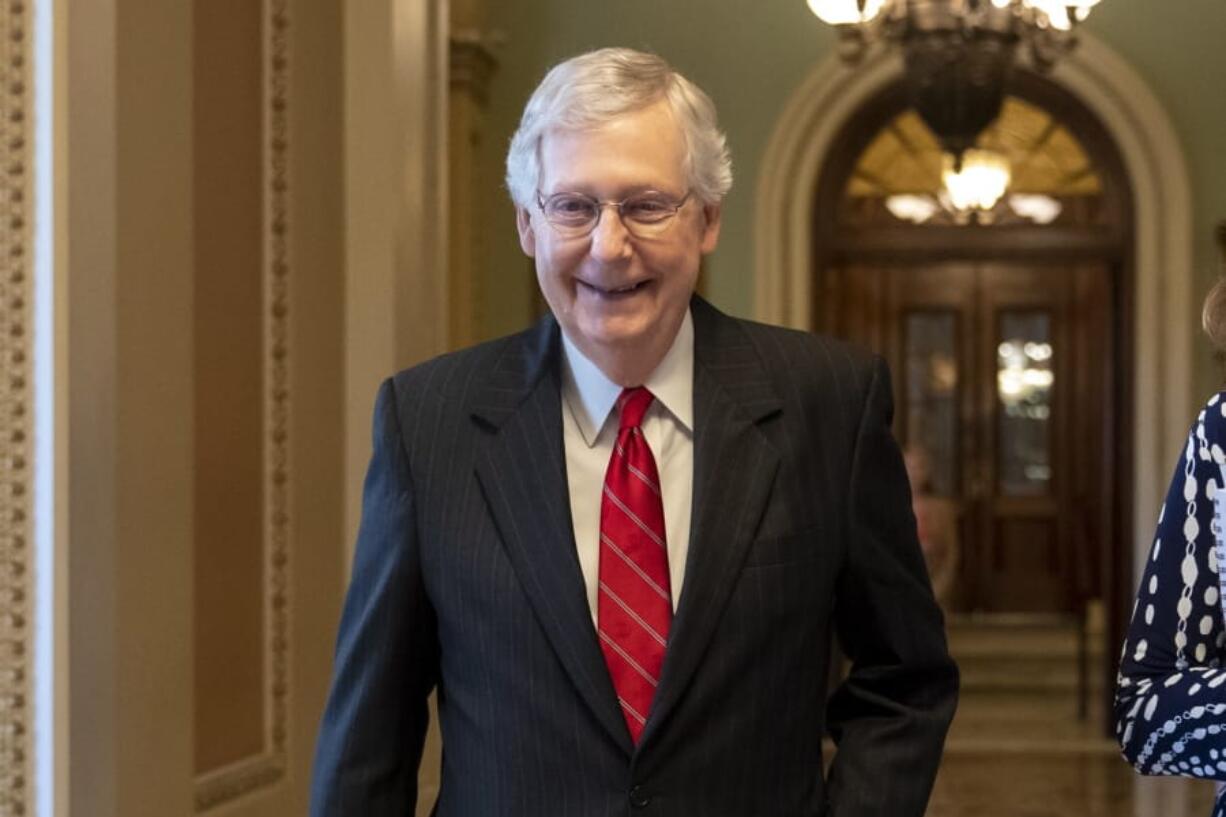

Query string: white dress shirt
560 310 694 624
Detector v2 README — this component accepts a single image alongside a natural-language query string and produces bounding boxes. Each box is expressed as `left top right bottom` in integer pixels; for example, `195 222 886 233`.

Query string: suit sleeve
826 356 959 817
310 378 439 816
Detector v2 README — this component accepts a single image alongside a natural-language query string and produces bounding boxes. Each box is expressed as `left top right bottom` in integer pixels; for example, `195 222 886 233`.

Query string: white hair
505 48 733 208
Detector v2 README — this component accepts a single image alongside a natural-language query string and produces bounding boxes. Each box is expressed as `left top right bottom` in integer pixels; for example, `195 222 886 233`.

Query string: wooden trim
196 756 283 811
829 225 1123 262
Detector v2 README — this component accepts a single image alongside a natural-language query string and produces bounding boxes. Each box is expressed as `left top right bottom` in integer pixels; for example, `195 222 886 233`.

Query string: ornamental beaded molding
194 0 292 808
263 0 292 786
0 0 32 814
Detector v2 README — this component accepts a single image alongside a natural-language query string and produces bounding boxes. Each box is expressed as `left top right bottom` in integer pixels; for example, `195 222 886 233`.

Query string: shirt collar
560 309 695 448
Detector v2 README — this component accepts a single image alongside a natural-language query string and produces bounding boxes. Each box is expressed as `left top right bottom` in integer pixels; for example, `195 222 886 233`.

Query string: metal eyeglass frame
534 190 693 238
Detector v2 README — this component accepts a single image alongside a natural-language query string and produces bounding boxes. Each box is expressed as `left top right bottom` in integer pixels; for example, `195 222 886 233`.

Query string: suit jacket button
629 785 651 808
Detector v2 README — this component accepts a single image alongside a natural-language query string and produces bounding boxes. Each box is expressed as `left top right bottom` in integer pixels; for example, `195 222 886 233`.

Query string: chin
577 313 656 347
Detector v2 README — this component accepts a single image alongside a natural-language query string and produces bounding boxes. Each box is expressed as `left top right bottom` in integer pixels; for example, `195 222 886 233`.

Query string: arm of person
826 356 960 817
1116 395 1226 778
927 500 960 605
309 378 440 816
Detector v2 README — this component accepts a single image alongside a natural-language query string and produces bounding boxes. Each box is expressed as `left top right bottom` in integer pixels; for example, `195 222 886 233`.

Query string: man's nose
588 204 632 261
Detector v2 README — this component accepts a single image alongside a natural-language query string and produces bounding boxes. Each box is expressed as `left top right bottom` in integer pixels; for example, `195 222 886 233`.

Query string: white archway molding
754 33 1194 580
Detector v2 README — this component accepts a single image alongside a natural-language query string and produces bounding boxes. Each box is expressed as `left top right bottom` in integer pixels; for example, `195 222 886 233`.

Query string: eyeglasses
535 190 692 239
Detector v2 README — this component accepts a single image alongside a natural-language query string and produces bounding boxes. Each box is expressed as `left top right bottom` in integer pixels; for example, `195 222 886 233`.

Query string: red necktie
598 387 672 743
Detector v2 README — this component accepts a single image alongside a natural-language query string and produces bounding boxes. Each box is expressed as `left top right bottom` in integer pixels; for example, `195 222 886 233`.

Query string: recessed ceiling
846 96 1102 198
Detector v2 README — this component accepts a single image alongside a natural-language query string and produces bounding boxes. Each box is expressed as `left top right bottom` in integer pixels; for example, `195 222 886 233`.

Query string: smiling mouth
580 280 651 297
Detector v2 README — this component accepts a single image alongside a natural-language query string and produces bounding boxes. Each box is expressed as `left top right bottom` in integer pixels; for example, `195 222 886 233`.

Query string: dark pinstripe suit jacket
310 296 958 817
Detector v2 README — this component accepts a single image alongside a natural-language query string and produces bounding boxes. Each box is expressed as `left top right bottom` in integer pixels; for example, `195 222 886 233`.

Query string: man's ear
516 207 537 257
699 203 722 254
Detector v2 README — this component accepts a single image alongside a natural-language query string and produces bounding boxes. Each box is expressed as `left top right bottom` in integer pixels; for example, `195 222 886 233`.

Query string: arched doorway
813 72 1132 623
812 73 1134 737
756 35 1195 735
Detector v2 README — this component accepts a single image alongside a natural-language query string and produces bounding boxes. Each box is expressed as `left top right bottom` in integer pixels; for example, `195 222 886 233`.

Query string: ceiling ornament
807 0 1103 163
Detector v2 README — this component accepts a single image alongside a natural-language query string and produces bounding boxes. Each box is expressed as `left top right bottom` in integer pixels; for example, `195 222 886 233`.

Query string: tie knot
616 387 654 430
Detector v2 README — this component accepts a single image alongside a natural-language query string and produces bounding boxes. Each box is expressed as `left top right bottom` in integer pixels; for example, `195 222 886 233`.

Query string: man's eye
623 199 672 221
550 197 595 218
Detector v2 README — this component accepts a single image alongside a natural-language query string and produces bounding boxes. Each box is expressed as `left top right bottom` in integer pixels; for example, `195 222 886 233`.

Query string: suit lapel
471 315 633 756
640 298 782 748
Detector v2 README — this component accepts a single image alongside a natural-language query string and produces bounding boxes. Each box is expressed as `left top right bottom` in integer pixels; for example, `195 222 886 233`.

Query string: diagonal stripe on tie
599 581 669 647
598 630 660 687
618 697 648 726
625 462 661 495
614 441 662 495
602 484 666 549
600 532 671 601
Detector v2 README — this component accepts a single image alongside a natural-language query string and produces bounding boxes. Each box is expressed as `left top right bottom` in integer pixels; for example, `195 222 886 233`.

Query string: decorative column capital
449 29 500 106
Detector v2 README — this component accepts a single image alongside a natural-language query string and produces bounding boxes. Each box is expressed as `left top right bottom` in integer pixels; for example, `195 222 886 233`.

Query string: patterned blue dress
1116 392 1226 816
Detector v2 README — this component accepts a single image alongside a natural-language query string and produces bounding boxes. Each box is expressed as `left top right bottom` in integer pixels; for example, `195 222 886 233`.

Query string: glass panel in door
996 310 1053 497
904 311 959 497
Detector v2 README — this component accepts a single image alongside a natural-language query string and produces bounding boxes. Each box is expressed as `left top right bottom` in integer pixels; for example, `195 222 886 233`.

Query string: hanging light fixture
807 0 1104 158
941 148 1011 216
806 0 887 25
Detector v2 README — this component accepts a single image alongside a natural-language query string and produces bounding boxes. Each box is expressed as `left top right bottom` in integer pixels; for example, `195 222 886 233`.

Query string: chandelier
940 147 1011 218
807 0 1103 159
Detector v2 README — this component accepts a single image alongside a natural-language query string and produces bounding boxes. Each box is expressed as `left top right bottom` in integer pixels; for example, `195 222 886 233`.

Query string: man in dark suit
310 48 957 816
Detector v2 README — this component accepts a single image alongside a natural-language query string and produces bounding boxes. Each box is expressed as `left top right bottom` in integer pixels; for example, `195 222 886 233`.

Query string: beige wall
192 0 266 773
38 0 452 811
343 1 450 811
61 0 352 814
343 0 451 560
66 1 194 815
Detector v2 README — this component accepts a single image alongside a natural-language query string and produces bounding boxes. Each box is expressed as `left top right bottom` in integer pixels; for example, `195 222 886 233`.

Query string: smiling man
310 48 958 817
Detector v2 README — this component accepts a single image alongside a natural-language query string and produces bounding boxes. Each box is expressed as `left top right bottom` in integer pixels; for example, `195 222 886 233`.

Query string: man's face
517 101 721 369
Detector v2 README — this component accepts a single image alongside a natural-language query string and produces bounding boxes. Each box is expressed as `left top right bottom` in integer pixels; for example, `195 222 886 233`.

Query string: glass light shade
1029 0 1073 30
886 194 940 224
806 0 885 25
1008 193 1063 224
991 0 1012 8
942 150 1012 213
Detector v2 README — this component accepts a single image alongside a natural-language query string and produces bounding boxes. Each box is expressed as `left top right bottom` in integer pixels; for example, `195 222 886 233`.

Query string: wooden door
826 262 1112 614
